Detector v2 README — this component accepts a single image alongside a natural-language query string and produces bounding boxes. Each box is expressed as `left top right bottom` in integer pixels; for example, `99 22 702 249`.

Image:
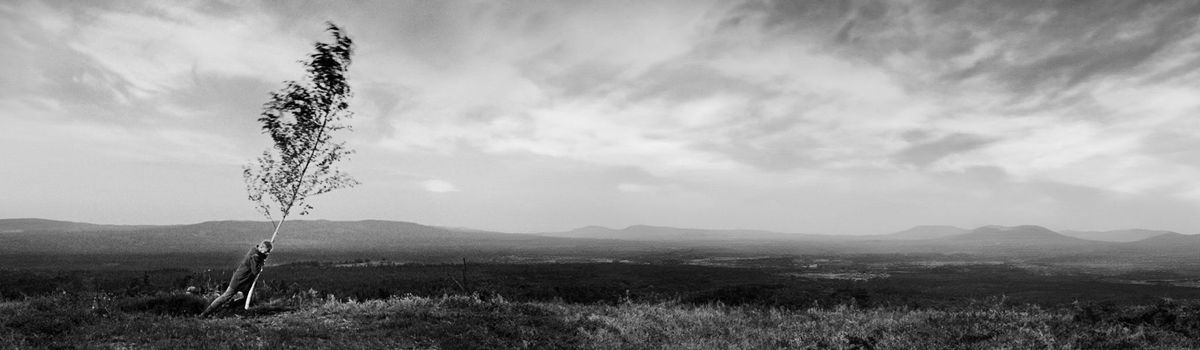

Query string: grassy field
3 291 1199 349
4 259 1199 349
6 262 1198 308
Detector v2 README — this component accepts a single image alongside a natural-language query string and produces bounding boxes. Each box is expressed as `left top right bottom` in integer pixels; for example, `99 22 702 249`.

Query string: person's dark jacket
228 247 268 292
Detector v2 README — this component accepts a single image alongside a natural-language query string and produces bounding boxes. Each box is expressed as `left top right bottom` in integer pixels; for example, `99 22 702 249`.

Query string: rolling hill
1060 229 1178 242
947 225 1086 243
924 225 1107 255
1115 231 1200 256
881 225 969 240
543 224 831 242
1060 227 1180 242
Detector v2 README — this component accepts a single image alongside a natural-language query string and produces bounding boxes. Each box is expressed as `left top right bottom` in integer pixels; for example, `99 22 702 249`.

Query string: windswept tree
241 22 357 308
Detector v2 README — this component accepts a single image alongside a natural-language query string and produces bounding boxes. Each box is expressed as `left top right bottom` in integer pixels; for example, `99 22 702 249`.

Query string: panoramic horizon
6 1 1200 235
1 216 1196 237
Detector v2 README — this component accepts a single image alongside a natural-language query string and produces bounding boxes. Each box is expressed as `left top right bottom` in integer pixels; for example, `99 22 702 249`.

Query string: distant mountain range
0 218 161 233
0 218 638 254
541 223 1200 260
0 219 1194 262
544 223 1188 245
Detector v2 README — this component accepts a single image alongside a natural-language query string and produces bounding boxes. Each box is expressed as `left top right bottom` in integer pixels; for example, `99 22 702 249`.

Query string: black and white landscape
4 1 1200 349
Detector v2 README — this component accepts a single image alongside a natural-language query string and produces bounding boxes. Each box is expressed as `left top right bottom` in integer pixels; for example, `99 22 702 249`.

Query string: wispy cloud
348 0 1200 231
7 0 1200 233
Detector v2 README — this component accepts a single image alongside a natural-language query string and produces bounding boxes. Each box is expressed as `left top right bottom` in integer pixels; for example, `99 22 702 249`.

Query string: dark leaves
244 22 358 222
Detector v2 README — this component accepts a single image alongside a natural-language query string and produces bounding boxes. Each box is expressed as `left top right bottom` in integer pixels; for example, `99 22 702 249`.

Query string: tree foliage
243 22 357 229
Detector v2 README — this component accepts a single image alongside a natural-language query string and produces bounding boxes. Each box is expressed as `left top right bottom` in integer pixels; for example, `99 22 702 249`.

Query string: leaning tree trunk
244 220 284 309
239 22 357 311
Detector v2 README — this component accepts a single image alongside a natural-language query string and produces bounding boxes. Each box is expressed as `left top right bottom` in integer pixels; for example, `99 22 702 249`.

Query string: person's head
257 240 273 254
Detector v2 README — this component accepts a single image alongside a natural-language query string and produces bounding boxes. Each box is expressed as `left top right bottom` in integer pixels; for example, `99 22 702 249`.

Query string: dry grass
1 293 1197 349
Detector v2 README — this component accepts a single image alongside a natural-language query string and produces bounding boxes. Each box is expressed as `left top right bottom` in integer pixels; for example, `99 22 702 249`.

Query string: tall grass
1 292 1197 349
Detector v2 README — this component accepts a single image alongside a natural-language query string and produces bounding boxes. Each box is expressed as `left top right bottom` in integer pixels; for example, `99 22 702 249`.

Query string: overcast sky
4 1 1200 235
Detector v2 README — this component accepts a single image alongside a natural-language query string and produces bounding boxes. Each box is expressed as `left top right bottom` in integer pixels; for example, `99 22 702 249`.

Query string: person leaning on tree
200 240 272 317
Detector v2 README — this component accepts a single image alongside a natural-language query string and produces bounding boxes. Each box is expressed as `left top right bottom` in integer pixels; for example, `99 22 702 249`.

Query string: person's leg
228 279 254 308
199 286 237 317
